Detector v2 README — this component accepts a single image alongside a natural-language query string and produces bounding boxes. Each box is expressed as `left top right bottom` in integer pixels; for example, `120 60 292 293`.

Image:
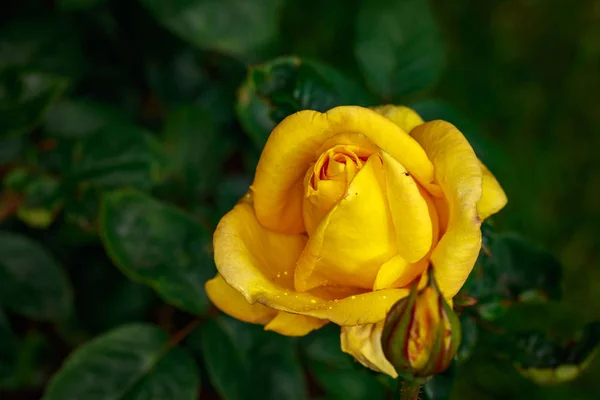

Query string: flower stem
399 380 422 400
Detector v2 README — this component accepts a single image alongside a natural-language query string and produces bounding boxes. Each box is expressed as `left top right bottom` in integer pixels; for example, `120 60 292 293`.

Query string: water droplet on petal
310 299 317 304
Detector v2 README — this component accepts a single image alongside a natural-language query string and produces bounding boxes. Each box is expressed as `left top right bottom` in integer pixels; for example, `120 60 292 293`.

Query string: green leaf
43 98 130 139
162 106 235 197
139 0 283 58
72 123 168 190
43 324 200 400
195 318 253 400
0 308 17 380
58 0 109 11
0 231 72 321
0 71 69 137
355 0 444 98
99 190 214 315
192 316 308 400
237 56 376 147
301 326 386 400
0 330 51 389
461 231 562 321
510 322 600 385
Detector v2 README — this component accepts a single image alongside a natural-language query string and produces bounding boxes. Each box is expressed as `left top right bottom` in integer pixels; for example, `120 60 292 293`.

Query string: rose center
303 144 373 235
311 145 370 190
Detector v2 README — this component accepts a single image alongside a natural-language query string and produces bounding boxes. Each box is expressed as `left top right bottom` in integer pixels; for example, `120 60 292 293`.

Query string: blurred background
1 0 599 399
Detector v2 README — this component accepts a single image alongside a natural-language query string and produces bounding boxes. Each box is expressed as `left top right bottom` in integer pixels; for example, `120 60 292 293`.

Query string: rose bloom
205 105 506 377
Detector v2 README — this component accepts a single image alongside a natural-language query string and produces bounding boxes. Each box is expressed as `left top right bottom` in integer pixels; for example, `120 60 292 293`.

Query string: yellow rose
205 105 506 377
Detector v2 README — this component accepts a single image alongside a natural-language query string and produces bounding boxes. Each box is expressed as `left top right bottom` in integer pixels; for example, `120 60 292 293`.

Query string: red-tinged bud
381 277 461 379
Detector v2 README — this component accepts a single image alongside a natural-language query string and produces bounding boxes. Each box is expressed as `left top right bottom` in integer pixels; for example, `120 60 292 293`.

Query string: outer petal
371 105 425 133
206 275 277 324
214 203 410 325
381 151 432 263
206 275 327 337
411 121 483 298
341 320 398 378
478 162 508 220
252 106 437 234
294 155 397 291
265 312 328 336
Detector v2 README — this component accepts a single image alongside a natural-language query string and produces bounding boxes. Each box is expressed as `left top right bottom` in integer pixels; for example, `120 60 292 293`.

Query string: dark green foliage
0 1 598 399
462 228 563 321
191 316 308 400
43 324 200 399
100 190 215 316
237 56 376 147
301 325 389 400
355 0 444 99
0 232 72 321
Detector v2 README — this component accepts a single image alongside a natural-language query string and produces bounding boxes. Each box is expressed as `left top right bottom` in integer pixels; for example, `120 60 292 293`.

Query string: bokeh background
1 0 599 399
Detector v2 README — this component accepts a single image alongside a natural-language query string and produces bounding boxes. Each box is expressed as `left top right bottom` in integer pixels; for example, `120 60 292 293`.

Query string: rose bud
381 281 461 379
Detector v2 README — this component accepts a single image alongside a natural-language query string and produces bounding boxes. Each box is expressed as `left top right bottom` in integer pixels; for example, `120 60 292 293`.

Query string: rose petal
340 320 398 378
478 161 508 220
411 121 483 298
295 154 397 291
252 106 436 234
264 312 328 336
205 274 277 324
371 104 425 133
381 151 432 263
213 203 409 325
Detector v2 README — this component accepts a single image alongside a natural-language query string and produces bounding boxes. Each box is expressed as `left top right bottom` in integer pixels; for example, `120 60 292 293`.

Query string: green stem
399 380 422 400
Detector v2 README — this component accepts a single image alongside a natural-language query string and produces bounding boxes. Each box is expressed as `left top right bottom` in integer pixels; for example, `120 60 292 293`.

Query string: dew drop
310 299 317 304
351 296 356 300
284 292 288 296
283 271 288 275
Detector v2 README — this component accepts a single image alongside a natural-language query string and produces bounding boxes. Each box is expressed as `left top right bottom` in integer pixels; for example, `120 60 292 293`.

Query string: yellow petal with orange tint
264 312 328 336
205 275 277 324
214 203 410 325
381 151 432 263
341 320 398 378
371 104 425 133
478 162 508 220
252 106 437 234
295 154 397 291
411 120 483 298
